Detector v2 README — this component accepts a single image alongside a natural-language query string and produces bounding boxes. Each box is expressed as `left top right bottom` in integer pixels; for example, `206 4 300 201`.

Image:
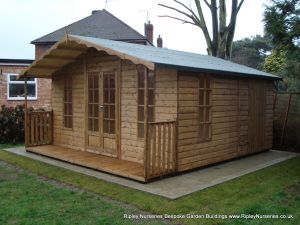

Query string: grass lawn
0 146 299 225
0 160 168 225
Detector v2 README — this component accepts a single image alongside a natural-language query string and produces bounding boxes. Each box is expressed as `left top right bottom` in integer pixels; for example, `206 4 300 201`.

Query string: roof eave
155 63 282 81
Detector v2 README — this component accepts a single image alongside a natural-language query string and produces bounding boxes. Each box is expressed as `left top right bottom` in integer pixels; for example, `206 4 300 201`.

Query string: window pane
148 106 154 122
9 83 24 98
206 78 210 88
199 108 204 122
206 90 211 105
110 120 115 134
94 119 99 132
148 71 155 88
110 106 115 119
88 104 93 117
104 120 109 133
10 76 34 82
27 83 36 97
69 104 72 115
138 67 145 87
138 106 144 121
138 123 144 138
199 90 204 105
204 124 210 139
138 89 144 105
205 107 210 122
199 76 204 88
148 89 154 105
110 90 115 103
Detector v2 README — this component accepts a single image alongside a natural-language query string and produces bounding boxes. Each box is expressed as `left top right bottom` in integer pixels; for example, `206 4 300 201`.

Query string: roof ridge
30 12 97 44
102 9 147 40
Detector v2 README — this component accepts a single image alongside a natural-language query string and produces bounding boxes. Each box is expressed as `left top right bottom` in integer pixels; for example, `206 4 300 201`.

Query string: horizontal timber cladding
120 61 178 163
177 71 274 172
52 56 85 150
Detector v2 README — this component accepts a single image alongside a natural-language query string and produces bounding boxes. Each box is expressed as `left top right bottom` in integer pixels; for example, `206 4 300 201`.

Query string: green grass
0 160 166 225
0 147 299 225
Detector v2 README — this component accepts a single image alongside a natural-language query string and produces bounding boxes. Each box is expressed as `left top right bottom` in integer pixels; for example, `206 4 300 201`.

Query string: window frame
198 74 212 142
137 66 155 138
7 73 38 100
63 76 73 129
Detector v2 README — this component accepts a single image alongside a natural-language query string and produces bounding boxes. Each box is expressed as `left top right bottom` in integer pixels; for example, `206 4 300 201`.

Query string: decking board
26 145 145 182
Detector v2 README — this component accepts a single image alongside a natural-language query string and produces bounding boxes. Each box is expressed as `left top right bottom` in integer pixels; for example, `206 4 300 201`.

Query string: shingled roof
23 34 280 80
31 10 149 44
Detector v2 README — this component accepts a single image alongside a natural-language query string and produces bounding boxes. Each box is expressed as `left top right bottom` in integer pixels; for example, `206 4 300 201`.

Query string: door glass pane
110 106 115 119
94 119 99 132
110 77 115 88
88 118 93 131
104 120 109 133
104 90 109 103
110 120 115 134
94 105 99 117
110 90 115 103
104 106 109 118
94 89 99 103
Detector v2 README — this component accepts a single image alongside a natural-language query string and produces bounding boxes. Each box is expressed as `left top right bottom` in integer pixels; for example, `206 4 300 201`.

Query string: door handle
99 105 104 111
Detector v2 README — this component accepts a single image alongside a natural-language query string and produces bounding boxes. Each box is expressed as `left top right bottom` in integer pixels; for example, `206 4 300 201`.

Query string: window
7 74 37 100
198 75 212 141
63 77 73 128
103 73 116 134
88 73 99 132
137 66 154 138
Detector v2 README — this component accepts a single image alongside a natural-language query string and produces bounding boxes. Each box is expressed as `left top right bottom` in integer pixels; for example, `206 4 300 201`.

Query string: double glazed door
87 70 118 157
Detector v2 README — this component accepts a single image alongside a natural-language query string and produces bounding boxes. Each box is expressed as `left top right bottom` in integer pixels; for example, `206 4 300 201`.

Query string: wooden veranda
24 110 177 182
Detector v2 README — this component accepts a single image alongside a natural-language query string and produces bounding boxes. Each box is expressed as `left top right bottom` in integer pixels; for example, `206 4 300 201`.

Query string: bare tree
159 0 245 59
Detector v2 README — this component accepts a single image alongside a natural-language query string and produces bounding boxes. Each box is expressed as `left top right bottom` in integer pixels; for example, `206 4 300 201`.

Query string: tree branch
203 0 211 9
172 0 201 24
158 2 201 27
237 0 245 13
159 15 196 25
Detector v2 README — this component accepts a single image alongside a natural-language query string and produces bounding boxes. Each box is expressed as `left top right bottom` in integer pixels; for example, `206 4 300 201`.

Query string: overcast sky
0 0 267 59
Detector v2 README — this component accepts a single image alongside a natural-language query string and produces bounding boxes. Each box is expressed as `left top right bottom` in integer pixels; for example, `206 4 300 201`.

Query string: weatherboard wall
177 72 274 172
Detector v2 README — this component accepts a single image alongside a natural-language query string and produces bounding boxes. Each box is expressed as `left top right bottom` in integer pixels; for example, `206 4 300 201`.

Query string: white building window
7 74 37 100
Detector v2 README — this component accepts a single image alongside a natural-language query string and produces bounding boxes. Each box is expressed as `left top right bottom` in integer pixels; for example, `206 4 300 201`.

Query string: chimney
144 21 153 44
157 35 163 48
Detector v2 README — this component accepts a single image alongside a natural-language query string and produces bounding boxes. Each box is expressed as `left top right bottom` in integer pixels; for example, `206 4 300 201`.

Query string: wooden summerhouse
22 35 280 182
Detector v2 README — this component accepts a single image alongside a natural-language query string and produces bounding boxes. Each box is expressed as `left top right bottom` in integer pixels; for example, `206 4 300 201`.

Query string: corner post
143 67 149 181
24 75 29 147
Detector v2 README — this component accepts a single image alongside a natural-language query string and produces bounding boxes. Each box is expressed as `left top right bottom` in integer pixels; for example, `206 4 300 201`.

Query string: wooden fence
273 92 300 152
26 110 53 147
145 121 177 180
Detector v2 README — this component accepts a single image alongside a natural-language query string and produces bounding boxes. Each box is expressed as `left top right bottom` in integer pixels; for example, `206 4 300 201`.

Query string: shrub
0 105 25 144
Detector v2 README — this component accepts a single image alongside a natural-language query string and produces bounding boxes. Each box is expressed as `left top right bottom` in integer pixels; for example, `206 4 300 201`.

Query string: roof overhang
21 34 155 78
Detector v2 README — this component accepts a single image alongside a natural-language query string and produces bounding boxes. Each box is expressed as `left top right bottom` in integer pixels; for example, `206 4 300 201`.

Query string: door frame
85 64 121 159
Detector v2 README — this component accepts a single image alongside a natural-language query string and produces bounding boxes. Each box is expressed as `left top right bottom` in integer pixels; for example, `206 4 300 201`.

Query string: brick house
0 58 51 108
1 9 159 109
